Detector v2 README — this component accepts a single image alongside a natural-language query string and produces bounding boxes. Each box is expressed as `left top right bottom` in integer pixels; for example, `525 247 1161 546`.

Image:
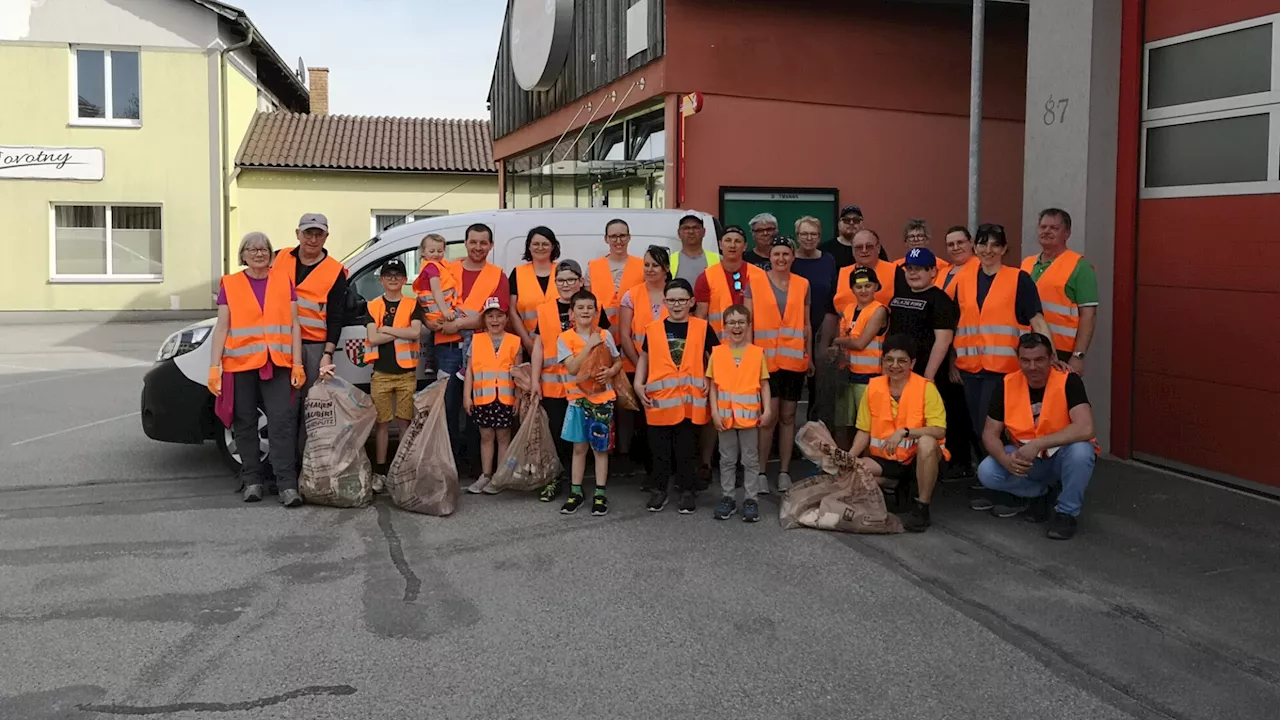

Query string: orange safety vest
364 296 420 370
642 317 710 426
709 343 765 429
412 259 458 324
1003 369 1099 456
535 299 570 399
753 272 809 372
953 266 1026 374
1021 250 1084 355
588 256 645 326
834 261 897 315
221 270 294 373
436 261 502 344
624 284 668 374
943 257 980 296
866 373 949 463
560 328 617 404
471 331 519 406
271 248 345 343
512 263 553 332
704 262 768 338
841 300 885 376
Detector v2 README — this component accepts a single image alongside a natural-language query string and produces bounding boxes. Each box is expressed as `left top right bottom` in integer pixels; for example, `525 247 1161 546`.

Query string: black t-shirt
554 299 610 333
508 268 551 297
988 372 1090 423
887 287 959 377
745 250 772 272
360 297 427 375
293 250 349 345
975 268 1043 326
820 238 855 268
642 319 719 365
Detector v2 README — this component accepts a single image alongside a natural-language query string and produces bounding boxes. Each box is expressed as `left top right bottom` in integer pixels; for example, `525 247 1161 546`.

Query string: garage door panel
1135 197 1280 293
1133 286 1280 393
1132 372 1280 488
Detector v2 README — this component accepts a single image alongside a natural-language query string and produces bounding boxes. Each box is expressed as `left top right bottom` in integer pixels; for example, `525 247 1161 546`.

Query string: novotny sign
0 146 104 181
510 0 574 92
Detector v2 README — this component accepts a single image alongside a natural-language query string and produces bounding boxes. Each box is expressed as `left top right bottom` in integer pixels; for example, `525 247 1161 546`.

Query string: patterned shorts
371 371 416 423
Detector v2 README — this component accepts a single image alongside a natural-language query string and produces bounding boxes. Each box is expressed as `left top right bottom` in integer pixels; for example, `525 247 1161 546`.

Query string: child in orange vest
413 233 466 378
556 289 622 516
829 266 888 450
463 297 522 495
364 259 426 492
706 304 773 523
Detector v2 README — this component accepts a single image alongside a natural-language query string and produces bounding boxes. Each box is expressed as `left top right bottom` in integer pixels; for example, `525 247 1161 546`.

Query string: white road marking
0 364 148 393
10 411 140 447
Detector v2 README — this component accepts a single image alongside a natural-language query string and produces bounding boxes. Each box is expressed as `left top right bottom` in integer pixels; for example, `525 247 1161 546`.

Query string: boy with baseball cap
362 259 426 491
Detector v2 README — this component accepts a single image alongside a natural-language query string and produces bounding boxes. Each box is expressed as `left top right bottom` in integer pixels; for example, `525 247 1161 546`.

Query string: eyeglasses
724 319 748 327
797 232 822 239
840 217 863 223
752 227 777 234
665 297 692 305
853 244 877 252
555 277 580 286
606 233 630 241
244 247 271 255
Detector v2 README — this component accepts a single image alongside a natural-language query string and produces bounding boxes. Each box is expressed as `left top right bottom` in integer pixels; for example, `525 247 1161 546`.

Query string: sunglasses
731 270 742 292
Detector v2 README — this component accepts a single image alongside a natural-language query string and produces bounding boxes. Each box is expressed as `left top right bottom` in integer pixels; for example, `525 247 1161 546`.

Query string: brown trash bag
490 364 563 491
783 420 903 534
387 377 459 516
299 376 376 508
578 343 639 411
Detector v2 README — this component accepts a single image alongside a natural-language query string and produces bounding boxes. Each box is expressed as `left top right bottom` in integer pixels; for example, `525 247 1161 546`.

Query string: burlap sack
785 420 903 534
778 472 848 530
299 376 376 508
387 378 459 516
490 365 562 491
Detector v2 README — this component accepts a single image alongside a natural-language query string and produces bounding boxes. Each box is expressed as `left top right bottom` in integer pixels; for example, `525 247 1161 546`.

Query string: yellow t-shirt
705 345 770 380
855 381 946 432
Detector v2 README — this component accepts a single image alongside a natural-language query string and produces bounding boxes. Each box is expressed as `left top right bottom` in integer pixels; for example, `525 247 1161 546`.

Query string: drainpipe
219 26 254 275
967 0 985 233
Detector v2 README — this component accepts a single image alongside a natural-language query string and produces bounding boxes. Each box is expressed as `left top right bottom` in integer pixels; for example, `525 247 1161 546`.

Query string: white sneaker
777 471 793 492
757 473 771 495
466 475 492 494
371 473 386 493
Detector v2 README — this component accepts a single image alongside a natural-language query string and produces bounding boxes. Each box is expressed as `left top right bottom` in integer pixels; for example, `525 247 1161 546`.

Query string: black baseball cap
849 266 879 289
380 259 407 277
839 205 863 220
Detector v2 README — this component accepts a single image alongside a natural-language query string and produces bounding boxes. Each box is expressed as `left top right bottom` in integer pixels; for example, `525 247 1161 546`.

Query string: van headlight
157 326 212 362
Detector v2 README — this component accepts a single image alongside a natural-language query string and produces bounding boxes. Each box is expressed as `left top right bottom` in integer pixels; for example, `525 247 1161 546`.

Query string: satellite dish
510 0 574 91
296 57 307 84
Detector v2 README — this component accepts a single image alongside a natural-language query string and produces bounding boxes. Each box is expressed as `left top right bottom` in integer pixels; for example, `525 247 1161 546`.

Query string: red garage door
1133 3 1280 490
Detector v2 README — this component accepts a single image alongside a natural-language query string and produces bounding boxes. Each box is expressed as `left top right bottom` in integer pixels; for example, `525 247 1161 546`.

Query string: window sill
49 275 163 284
68 119 142 129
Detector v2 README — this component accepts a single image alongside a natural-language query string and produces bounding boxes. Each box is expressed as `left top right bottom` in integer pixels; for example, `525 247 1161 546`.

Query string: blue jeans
435 342 465 450
977 441 1097 516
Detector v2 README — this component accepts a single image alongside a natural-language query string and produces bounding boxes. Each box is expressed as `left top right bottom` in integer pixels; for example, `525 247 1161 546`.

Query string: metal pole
968 0 985 233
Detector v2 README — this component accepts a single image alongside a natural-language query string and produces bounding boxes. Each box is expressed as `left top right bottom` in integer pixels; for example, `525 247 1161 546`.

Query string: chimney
308 67 329 115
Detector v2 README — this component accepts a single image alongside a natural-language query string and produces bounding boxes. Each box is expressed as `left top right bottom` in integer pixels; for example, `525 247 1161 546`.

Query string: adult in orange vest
1022 208 1100 375
633 278 718 514
893 219 952 288
270 213 347 454
362 258 425 494
941 225 979 293
833 229 904 314
617 245 672 477
753 237 811 494
706 304 773 523
977 333 1098 541
588 219 645 458
463 297 523 495
208 232 305 506
508 226 560 352
850 334 948 532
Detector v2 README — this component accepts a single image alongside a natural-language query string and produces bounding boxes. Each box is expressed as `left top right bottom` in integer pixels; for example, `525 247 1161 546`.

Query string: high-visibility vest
512 263 552 332
894 255 953 289
866 373 949 463
1021 250 1084 355
560 328 617 404
704 262 768 338
834 261 897 315
642 317 710 426
709 343 765 429
588 256 645 326
271 248 345 343
943 257 979 295
671 250 720 275
535 299 570 399
953 266 1027 374
471 331 519 406
412 259 458 325
840 300 885 376
624 284 668 374
364 296 420 369
436 261 502 344
221 270 294 373
752 272 809 372
1003 368 1099 456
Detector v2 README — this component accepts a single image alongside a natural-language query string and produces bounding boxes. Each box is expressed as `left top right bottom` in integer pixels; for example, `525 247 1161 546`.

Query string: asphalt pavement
0 320 1277 720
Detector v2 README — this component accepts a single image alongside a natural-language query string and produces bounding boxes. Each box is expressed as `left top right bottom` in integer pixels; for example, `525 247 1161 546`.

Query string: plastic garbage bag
299 376 376 508
490 364 562 491
782 420 903 534
579 344 639 411
387 378 459 516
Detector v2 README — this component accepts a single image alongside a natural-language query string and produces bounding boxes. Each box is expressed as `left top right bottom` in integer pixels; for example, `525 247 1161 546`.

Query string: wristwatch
1072 351 1086 359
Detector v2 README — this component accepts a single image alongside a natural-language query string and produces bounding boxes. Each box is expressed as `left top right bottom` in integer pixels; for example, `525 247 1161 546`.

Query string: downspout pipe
967 0 985 233
219 26 254 276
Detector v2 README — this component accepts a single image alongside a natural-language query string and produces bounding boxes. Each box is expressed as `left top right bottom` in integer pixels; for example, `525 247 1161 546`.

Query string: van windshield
342 237 379 263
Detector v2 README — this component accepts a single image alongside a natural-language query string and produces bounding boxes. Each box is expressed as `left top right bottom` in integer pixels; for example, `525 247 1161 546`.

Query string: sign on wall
0 146 104 181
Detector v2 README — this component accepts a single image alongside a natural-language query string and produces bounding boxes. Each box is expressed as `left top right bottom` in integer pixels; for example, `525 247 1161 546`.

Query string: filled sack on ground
786 420 903 534
387 378 459 516
578 344 639 411
490 364 562 492
299 376 376 508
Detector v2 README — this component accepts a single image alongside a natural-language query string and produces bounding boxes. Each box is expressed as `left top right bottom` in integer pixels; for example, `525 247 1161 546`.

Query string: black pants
232 368 297 491
650 420 699 494
961 371 1005 460
937 374 974 469
542 396 572 480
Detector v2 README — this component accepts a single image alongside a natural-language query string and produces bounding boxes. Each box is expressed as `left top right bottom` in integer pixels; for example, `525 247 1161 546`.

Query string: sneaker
371 473 386 494
538 479 562 503
243 484 264 503
969 495 995 511
992 499 1030 518
482 482 503 496
646 490 669 512
1047 512 1078 540
560 493 584 514
279 489 303 507
899 500 931 533
757 473 771 495
591 495 609 516
713 496 736 520
776 471 793 493
1025 493 1052 523
466 475 492 494
742 499 760 523
677 491 696 514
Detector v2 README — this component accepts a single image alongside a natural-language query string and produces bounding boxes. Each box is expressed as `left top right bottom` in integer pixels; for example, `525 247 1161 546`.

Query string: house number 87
1044 96 1069 125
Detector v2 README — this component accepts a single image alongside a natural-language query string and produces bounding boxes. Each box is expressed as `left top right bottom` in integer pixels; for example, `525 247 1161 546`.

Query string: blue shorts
562 400 614 451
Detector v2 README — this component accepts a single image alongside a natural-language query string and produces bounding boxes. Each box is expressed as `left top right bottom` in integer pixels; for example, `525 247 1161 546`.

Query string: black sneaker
969 495 995 511
992 499 1030 518
899 500 931 533
560 493 584 514
742 499 760 523
646 491 668 512
677 491 696 514
713 496 736 520
1025 493 1052 523
1047 512 1078 540
242 484 264 503
539 479 562 503
591 495 609 516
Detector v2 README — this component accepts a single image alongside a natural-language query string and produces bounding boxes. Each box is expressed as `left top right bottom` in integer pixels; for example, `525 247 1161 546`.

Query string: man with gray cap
270 213 349 455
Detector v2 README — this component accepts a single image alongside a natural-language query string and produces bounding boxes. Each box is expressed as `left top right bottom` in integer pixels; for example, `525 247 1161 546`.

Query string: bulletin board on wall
718 187 840 250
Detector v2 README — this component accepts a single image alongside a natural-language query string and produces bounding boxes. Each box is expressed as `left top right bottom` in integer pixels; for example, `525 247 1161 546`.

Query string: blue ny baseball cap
903 247 937 269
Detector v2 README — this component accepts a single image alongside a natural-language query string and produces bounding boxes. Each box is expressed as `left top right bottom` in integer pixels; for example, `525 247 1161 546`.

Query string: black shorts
869 457 916 483
768 369 806 402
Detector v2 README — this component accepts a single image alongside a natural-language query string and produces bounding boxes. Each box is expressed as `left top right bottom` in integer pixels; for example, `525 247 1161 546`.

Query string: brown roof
236 112 496 173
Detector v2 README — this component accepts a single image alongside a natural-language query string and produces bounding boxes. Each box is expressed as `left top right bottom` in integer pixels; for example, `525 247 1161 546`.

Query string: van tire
215 407 270 472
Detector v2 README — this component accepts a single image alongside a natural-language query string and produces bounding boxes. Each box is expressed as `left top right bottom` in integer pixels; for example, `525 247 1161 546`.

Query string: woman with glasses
894 219 952 287
792 216 840 365
618 246 672 481
941 225 979 293
509 226 560 355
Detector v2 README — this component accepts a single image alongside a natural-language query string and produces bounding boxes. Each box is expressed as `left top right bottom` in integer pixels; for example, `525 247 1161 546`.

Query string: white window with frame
1141 16 1280 198
51 205 162 281
72 46 141 126
371 210 447 236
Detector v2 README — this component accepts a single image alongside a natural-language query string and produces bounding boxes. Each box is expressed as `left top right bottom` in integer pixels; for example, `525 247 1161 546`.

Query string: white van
141 208 720 469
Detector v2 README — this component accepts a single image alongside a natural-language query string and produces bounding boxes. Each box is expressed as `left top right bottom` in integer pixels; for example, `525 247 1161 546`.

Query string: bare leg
593 450 609 488
496 427 512 470
375 422 390 466
778 399 798 473
914 436 942 503
571 442 588 488
479 427 496 476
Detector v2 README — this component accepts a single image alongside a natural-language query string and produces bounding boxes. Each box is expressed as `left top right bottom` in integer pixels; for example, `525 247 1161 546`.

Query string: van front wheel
214 408 270 472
